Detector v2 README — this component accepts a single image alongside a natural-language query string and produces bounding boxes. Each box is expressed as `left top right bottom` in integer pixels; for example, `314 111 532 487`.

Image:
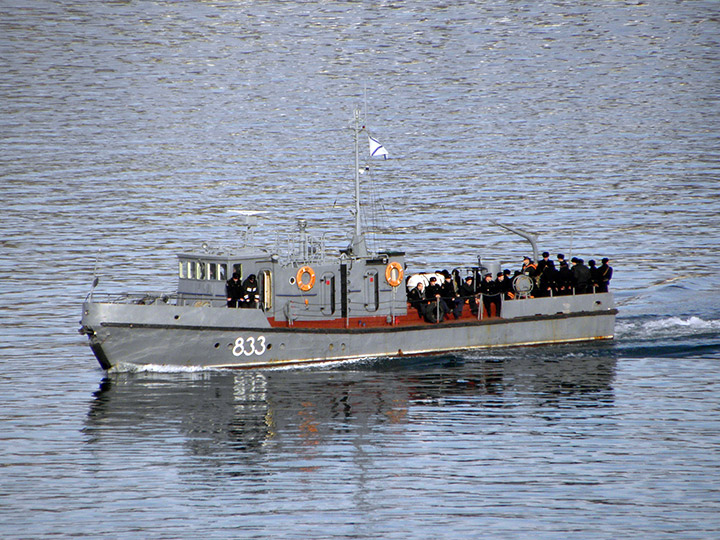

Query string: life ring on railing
385 261 404 288
296 265 316 291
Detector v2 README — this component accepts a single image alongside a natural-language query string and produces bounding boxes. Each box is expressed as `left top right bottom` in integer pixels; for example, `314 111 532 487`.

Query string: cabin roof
177 248 271 260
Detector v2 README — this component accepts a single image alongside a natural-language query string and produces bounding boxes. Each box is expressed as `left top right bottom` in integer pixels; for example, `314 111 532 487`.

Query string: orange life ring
385 261 404 288
296 265 316 291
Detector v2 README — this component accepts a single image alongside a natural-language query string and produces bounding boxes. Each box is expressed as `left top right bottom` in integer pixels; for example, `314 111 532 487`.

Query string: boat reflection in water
84 347 618 462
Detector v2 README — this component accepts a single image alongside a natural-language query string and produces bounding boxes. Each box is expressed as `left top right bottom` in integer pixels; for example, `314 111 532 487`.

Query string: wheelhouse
176 251 276 308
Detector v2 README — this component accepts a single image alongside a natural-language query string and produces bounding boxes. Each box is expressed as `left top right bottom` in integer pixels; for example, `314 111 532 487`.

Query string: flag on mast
368 135 389 159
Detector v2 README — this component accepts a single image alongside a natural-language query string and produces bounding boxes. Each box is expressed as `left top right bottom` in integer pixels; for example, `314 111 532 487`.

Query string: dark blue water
2 1 719 538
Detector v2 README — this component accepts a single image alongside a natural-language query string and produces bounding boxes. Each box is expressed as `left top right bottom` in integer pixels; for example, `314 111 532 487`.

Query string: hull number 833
232 336 267 357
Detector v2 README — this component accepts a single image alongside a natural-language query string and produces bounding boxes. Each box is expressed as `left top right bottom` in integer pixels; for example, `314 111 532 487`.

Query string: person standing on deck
521 256 537 297
226 273 244 308
588 259 600 292
479 272 501 317
496 271 513 301
522 256 537 277
536 251 556 297
242 274 260 308
556 260 572 295
571 258 591 294
598 258 613 292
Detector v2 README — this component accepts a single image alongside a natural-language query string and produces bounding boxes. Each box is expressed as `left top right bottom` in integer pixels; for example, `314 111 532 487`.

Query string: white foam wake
110 362 225 374
644 316 720 331
616 316 720 339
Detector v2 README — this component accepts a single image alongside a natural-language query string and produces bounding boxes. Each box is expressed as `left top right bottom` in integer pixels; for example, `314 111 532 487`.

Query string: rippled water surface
2 1 719 538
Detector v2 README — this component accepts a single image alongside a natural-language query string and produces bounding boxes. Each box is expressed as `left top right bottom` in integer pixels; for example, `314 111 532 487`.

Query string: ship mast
349 109 369 257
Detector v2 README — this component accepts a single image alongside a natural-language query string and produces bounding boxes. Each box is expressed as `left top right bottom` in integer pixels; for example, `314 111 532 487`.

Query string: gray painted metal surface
79 113 616 370
81 293 616 370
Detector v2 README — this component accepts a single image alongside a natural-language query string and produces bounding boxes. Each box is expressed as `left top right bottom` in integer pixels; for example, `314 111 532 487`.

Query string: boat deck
267 302 498 329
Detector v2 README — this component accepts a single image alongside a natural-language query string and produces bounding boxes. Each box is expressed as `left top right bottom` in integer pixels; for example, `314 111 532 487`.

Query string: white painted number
232 336 266 357
255 336 266 355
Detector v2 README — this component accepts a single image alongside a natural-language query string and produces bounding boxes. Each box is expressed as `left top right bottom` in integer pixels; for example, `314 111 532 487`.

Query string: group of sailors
406 253 613 323
407 271 465 323
406 270 512 323
523 252 613 297
225 273 260 308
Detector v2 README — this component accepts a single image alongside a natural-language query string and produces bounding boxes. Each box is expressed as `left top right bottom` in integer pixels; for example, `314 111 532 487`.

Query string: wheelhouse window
208 262 228 281
195 261 206 280
178 259 229 280
179 260 193 279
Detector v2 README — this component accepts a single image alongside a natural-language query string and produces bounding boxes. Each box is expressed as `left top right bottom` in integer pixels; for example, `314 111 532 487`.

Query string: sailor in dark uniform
425 276 449 322
426 276 442 298
502 269 515 299
407 281 427 315
588 259 599 292
598 258 613 292
521 256 537 277
408 280 444 323
479 272 501 317
556 261 572 295
458 276 478 315
536 251 556 297
520 257 537 297
242 274 260 308
440 271 462 319
495 271 513 300
226 273 244 308
570 257 591 294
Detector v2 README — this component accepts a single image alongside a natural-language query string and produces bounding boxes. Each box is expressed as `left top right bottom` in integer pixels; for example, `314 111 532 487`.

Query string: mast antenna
349 109 369 257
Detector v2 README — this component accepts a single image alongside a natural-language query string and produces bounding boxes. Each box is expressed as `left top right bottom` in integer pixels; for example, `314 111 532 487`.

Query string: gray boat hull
81 293 616 369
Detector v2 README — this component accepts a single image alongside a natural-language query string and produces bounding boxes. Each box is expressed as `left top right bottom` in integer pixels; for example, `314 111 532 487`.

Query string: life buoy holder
385 261 404 288
296 265 316 291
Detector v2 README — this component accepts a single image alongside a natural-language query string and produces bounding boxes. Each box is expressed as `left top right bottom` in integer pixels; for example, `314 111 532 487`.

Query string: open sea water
2 1 719 538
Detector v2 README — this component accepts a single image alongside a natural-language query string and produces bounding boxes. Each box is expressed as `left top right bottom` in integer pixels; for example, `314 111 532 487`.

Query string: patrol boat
80 112 617 370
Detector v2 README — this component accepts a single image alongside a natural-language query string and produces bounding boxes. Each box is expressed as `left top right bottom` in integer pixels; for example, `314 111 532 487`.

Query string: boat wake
614 315 720 359
109 356 380 374
616 316 720 340
110 362 227 374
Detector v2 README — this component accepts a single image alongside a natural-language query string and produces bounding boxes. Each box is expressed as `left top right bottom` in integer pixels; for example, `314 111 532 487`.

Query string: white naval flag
368 135 389 159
